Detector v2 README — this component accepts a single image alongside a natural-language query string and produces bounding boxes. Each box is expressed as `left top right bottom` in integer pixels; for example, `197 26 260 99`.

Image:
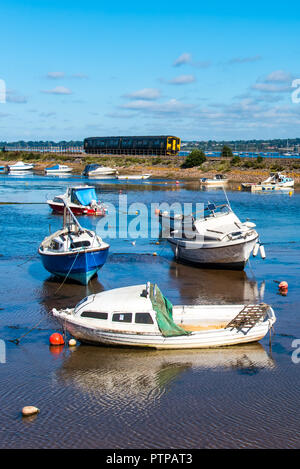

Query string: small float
45 164 73 175
52 283 276 349
47 185 106 216
39 200 109 284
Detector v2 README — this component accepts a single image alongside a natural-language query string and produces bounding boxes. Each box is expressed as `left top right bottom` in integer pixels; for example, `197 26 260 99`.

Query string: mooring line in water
17 253 38 267
8 316 46 345
54 250 81 294
0 202 46 205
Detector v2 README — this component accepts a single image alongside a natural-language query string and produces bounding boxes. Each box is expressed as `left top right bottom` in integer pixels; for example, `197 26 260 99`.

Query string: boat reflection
38 276 105 312
168 261 264 304
56 343 275 402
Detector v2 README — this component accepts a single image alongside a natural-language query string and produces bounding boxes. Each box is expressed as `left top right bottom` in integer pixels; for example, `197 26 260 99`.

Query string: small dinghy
47 185 106 216
52 282 276 349
39 201 109 285
45 164 73 175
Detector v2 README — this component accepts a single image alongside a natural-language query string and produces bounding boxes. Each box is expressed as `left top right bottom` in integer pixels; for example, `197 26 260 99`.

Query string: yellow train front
83 135 181 156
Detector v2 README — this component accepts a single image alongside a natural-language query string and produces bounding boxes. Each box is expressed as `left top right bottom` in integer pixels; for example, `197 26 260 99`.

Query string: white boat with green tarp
52 283 276 349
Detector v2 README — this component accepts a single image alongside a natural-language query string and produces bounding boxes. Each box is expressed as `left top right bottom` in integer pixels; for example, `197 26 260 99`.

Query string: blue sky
1 0 300 141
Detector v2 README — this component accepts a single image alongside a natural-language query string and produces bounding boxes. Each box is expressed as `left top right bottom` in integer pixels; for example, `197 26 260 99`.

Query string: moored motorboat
7 161 34 172
52 282 276 349
242 172 294 192
166 203 261 270
47 185 106 216
45 164 73 175
200 174 228 186
39 201 109 284
82 164 117 177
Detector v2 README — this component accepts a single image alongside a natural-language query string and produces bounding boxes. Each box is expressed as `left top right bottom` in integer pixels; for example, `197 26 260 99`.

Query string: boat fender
253 243 259 257
259 245 266 259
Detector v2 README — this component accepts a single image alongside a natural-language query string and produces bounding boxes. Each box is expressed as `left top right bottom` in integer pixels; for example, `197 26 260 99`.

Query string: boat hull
39 247 109 285
53 314 271 349
168 235 258 270
48 202 105 216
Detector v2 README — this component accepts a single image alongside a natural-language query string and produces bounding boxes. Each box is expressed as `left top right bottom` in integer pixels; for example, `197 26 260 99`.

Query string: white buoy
68 338 77 347
259 245 266 259
253 243 259 257
22 406 40 417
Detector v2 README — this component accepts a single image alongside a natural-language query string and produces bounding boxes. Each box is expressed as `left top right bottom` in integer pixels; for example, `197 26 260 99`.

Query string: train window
112 313 132 323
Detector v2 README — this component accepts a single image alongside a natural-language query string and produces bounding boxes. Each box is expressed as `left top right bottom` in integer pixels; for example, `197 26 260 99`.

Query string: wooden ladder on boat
225 303 269 331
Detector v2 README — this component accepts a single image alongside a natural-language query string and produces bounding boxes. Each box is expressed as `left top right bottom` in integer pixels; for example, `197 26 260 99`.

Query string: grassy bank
1 151 300 183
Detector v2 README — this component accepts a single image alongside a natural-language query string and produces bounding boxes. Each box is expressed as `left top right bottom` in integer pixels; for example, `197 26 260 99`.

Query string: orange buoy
49 333 64 346
154 208 160 215
278 281 288 295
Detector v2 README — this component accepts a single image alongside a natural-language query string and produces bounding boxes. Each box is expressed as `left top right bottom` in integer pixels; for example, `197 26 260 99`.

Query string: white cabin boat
45 164 73 175
52 283 276 349
242 172 294 192
166 203 260 270
7 161 34 172
82 164 117 177
200 174 228 186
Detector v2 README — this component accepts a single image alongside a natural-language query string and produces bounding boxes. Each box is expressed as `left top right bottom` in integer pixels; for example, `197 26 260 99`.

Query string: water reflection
168 261 264 304
56 344 275 403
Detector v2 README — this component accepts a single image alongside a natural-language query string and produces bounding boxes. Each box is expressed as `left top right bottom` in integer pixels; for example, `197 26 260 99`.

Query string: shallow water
0 173 299 448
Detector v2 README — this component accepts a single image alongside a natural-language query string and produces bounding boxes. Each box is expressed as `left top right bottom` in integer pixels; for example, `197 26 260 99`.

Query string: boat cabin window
134 313 154 324
70 240 91 249
112 313 132 323
50 240 62 250
81 311 108 320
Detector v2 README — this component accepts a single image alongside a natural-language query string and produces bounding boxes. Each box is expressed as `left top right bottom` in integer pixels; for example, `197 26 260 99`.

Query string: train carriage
83 136 181 156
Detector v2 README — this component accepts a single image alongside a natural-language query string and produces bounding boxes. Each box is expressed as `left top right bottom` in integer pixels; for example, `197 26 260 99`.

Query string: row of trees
181 145 234 168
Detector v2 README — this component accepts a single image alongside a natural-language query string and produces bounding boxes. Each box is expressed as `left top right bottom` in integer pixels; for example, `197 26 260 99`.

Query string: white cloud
42 86 72 95
167 74 196 85
173 53 192 67
227 55 262 64
124 88 161 100
121 98 194 115
6 90 27 103
47 72 65 79
263 70 292 83
251 83 290 93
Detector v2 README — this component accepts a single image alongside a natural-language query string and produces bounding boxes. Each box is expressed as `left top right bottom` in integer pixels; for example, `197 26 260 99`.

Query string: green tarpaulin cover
150 284 190 337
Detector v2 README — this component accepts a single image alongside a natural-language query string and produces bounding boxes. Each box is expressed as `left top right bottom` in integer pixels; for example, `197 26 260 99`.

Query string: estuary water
0 172 299 449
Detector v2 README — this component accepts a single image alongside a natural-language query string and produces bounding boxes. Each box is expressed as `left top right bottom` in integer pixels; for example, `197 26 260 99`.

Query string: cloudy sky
1 0 300 141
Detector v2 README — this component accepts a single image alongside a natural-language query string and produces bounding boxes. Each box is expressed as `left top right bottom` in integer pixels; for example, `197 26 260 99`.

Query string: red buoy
49 333 64 346
279 281 288 290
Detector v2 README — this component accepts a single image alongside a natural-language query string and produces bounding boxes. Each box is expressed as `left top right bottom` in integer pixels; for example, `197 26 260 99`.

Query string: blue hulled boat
39 200 109 284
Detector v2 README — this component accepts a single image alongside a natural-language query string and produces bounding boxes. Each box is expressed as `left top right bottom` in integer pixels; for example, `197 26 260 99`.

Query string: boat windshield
203 204 230 218
71 187 97 206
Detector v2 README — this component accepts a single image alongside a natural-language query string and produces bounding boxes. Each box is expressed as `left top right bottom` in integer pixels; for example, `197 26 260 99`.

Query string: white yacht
200 174 228 186
166 203 261 270
7 161 34 172
82 164 117 177
44 164 73 175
